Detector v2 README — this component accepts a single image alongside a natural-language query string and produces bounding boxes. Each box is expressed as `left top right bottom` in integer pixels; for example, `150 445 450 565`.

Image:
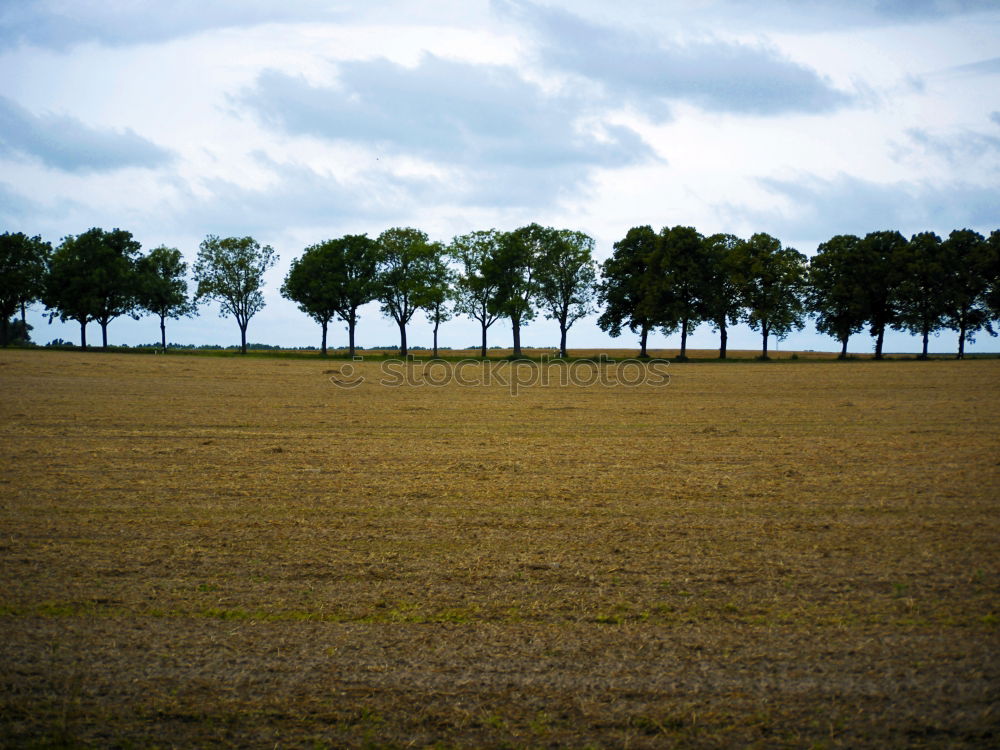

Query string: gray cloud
165 157 418 237
0 0 345 50
650 0 1000 32
935 56 1000 77
239 56 656 208
0 96 173 173
243 58 654 167
902 127 1000 164
494 0 857 118
725 173 998 248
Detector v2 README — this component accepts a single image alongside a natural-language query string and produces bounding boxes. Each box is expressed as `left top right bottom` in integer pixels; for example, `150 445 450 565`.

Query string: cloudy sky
2 0 998 353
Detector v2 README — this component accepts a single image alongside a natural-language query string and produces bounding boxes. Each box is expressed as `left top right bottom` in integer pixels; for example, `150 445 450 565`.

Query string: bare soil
0 349 997 748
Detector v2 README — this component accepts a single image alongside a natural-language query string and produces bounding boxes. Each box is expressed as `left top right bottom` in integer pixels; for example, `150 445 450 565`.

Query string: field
1 349 997 748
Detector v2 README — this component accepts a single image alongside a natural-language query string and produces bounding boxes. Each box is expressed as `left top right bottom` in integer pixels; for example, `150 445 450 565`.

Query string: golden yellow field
1 349 997 748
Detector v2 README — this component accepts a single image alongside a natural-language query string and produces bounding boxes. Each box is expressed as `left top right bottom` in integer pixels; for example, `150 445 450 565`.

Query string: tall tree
193 235 277 354
535 229 596 358
731 232 807 359
282 235 378 356
136 246 197 352
652 225 707 360
701 233 744 359
375 227 436 357
451 229 504 358
806 234 866 359
894 232 948 359
0 232 50 347
415 243 453 359
597 225 660 358
988 230 1000 323
940 229 995 358
493 224 545 358
44 227 142 350
856 230 908 360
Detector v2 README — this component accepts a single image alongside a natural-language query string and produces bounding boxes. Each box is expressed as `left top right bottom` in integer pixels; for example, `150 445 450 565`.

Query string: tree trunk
160 315 167 352
398 320 407 357
240 323 247 355
639 324 649 358
101 320 109 350
480 321 487 358
348 314 357 357
761 324 769 360
559 322 568 358
0 316 8 347
718 320 727 359
839 337 848 359
920 327 929 360
320 320 328 357
433 319 440 358
80 320 87 350
957 320 966 359
20 301 27 326
874 325 885 360
511 317 521 358
679 317 688 359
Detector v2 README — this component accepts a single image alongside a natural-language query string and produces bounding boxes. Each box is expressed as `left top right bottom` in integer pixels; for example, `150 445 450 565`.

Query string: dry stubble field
0 349 998 748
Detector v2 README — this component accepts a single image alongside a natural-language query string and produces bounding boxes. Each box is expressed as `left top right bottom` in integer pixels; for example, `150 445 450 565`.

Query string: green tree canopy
414 242 453 358
856 230 908 359
652 225 707 360
136 245 197 351
194 235 277 354
940 229 995 358
894 232 948 359
375 227 437 357
731 232 807 359
450 229 505 358
701 233 744 359
492 224 547 358
282 234 378 356
806 234 866 359
0 231 50 347
535 229 597 358
43 227 142 349
597 225 660 358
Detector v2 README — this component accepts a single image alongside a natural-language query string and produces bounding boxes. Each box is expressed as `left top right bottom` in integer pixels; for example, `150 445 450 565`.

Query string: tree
940 229 995 358
701 233 744 359
731 232 807 359
0 232 50 347
44 227 142 350
535 229 596 358
282 235 378 356
193 235 277 354
806 234 866 359
375 227 437 357
856 230 908 360
894 232 948 359
136 246 197 352
415 243 453 359
0 317 32 346
597 225 660 357
451 229 504 358
988 230 1000 323
652 225 707 360
493 224 545 358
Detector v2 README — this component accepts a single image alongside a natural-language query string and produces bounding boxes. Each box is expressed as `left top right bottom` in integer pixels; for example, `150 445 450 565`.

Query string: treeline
2 225 998 358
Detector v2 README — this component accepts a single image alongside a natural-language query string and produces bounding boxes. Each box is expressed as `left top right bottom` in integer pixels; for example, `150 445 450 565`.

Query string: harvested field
0 349 998 748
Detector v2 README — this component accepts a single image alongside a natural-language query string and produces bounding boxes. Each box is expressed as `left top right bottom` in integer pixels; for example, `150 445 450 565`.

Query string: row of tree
2 225 998 358
599 226 1000 360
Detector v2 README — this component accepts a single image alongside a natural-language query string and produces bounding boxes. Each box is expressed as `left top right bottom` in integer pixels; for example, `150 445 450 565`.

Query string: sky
1 0 998 354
